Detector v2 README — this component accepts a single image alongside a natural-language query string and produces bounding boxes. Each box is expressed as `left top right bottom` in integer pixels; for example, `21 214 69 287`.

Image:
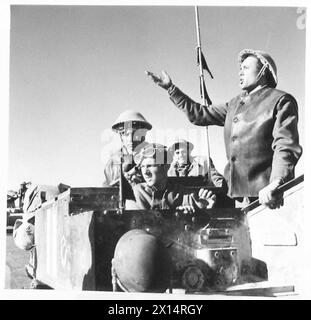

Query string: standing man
102 110 152 186
146 49 302 208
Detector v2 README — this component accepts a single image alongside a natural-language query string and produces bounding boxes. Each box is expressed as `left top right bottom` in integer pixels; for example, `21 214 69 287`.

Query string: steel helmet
112 229 171 292
238 49 278 88
112 110 152 132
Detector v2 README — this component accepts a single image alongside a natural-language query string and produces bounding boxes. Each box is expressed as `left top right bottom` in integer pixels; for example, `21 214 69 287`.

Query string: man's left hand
258 179 284 209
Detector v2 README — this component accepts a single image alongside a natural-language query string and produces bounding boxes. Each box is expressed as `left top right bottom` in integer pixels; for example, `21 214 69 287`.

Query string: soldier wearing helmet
146 49 302 209
125 143 216 212
167 139 226 189
102 110 152 186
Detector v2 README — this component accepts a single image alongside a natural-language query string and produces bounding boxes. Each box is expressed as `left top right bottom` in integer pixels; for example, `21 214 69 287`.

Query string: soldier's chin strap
255 63 267 81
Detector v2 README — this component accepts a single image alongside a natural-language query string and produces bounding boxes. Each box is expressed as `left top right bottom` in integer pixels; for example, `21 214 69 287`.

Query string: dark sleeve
168 86 228 126
270 94 303 182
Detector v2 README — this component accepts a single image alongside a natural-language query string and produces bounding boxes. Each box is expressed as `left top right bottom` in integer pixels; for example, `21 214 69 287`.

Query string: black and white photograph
1 1 310 300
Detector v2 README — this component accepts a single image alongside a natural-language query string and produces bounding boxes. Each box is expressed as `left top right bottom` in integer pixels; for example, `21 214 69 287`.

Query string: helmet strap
255 63 267 82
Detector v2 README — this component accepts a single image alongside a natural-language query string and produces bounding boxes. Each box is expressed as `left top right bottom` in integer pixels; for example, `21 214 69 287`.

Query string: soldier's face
141 158 168 188
173 147 189 165
120 126 147 154
239 56 261 92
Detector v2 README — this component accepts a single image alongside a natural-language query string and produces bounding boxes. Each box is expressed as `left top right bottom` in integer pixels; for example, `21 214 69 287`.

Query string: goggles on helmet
134 143 167 166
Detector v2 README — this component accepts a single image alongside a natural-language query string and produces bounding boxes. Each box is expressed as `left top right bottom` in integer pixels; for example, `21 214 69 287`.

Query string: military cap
168 139 194 154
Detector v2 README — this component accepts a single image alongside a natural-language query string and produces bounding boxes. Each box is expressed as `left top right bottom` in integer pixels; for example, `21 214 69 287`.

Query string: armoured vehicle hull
29 176 304 296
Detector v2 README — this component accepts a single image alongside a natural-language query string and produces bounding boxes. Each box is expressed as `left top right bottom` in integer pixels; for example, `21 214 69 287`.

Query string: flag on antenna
200 80 213 105
197 48 214 79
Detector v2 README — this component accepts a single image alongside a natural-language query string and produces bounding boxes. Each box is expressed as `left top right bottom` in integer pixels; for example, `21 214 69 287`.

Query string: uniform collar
240 85 270 104
242 84 269 97
144 178 168 194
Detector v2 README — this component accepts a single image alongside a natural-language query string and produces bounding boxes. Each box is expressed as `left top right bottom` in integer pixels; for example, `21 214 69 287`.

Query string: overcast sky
7 5 306 190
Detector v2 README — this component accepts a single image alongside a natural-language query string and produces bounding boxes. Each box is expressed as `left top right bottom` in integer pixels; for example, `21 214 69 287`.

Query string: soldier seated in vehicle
125 143 216 212
167 139 226 189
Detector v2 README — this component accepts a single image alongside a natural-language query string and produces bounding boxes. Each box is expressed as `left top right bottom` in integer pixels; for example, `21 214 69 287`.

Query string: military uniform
102 144 147 187
168 85 302 198
126 180 205 211
168 157 226 189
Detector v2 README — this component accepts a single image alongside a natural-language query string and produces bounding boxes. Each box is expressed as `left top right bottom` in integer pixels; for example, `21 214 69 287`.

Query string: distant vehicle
22 175 304 297
6 183 29 228
7 208 23 229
